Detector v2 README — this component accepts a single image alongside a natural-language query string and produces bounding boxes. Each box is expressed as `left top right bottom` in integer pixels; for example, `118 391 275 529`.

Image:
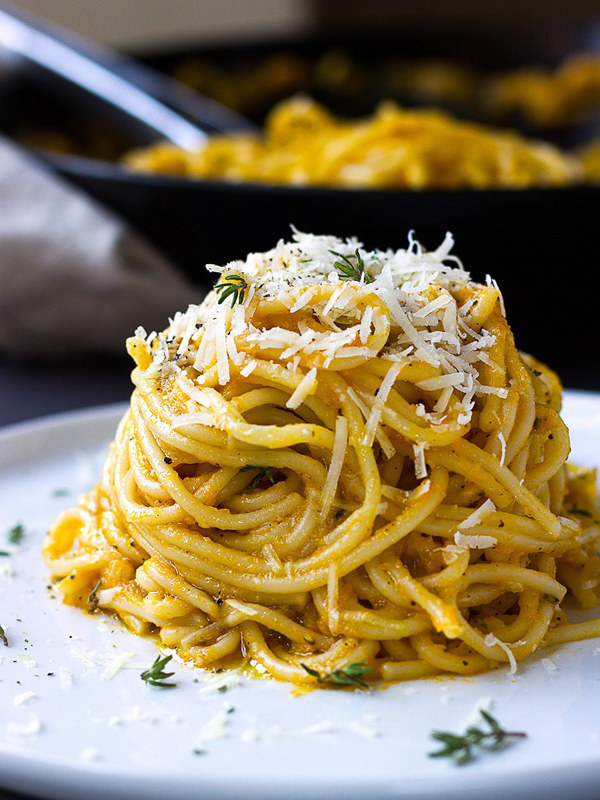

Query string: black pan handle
0 0 256 148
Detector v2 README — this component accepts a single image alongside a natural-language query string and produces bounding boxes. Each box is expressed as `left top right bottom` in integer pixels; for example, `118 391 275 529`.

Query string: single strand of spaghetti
456 584 506 609
104 589 191 626
320 415 348 521
523 407 570 489
335 608 432 639
380 660 440 681
410 631 492 674
464 563 566 599
545 618 600 646
187 630 241 666
225 598 330 648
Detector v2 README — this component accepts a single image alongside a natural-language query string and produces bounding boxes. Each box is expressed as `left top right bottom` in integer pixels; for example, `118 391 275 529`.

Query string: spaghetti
44 231 600 686
124 96 581 189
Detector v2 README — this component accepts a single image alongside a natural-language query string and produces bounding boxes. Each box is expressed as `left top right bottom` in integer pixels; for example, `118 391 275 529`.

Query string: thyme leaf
0 623 7 647
7 523 24 545
329 249 373 284
141 654 176 688
300 661 373 689
429 710 527 765
241 465 275 490
87 579 102 613
215 274 248 308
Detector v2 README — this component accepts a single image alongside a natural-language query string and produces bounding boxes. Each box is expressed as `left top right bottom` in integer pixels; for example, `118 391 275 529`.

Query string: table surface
1 354 599 800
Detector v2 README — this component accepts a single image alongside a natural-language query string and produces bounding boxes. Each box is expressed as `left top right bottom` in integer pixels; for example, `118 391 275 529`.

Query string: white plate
0 394 599 800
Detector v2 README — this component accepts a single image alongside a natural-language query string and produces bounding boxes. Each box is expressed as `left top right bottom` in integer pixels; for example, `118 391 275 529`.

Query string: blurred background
9 0 600 49
0 0 599 432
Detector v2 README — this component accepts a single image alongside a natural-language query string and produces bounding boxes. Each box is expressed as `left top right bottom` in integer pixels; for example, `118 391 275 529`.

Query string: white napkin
0 137 205 358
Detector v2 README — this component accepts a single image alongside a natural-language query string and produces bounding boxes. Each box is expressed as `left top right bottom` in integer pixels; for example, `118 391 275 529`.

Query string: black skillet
0 2 597 385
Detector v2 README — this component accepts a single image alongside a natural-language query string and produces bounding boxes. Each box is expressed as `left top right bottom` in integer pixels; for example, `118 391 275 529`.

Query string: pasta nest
44 232 600 685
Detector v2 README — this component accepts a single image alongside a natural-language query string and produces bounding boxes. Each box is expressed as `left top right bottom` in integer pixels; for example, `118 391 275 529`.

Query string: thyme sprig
0 623 7 647
241 465 275 490
87 579 102 613
429 710 527 765
141 654 176 688
330 249 373 284
215 274 248 308
301 661 373 689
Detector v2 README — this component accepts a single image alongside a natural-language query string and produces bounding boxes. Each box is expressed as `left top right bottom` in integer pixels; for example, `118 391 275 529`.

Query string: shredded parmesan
457 499 497 531
286 367 317 410
413 443 428 480
321 416 348 520
454 532 498 550
363 362 402 448
136 231 501 431
484 632 518 674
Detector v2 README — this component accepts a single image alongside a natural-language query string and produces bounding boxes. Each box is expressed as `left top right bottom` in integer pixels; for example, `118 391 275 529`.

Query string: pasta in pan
43 231 600 685
125 97 581 189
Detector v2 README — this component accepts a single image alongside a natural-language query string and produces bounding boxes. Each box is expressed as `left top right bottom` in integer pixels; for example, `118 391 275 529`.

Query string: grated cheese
484 632 518 674
286 367 317 410
137 230 505 432
363 361 402 448
454 532 497 550
6 714 41 737
498 431 507 467
13 691 36 706
269 720 337 738
413 443 428 480
321 416 348 520
457 499 497 531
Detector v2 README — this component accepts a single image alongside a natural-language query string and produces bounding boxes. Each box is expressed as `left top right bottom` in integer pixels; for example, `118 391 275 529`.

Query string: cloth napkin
0 137 205 359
